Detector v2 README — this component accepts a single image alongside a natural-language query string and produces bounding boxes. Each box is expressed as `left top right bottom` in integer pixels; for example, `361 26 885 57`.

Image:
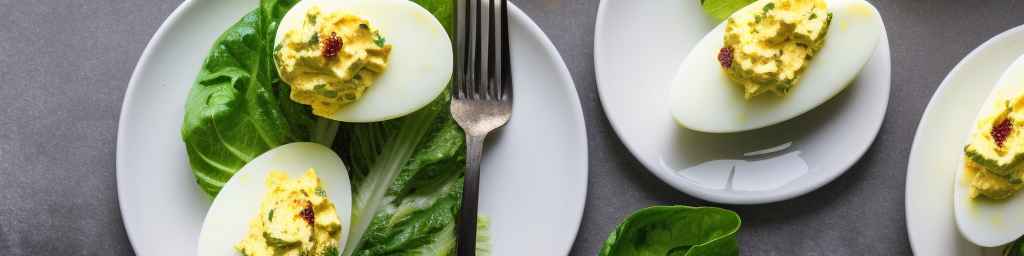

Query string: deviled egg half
955 54 1024 247
197 142 353 256
274 0 453 122
670 0 883 133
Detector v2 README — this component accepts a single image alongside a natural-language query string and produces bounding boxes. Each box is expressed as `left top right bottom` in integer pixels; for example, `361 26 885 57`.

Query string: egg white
197 142 353 255
954 54 1024 247
275 0 453 122
669 0 883 133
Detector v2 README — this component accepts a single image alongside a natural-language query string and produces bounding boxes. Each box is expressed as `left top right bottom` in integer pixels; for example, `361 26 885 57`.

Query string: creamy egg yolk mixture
274 6 392 117
718 0 831 99
964 94 1024 199
236 169 341 256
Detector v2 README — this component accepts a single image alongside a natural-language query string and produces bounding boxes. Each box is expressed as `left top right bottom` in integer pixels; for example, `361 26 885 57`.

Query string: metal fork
452 0 512 254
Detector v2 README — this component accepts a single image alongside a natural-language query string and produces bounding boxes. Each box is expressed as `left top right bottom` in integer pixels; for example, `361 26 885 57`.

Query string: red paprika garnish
322 32 342 58
718 46 734 68
299 201 315 226
992 118 1013 148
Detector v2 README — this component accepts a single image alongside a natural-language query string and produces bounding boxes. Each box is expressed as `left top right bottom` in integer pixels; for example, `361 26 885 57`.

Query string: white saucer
906 24 1024 256
594 0 891 204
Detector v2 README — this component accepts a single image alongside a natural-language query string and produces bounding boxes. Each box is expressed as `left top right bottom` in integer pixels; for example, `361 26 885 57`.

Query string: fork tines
455 0 512 102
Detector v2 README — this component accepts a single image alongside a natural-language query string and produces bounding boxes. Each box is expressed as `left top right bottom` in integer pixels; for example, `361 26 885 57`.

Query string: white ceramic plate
116 1 588 255
906 25 1024 256
593 0 891 204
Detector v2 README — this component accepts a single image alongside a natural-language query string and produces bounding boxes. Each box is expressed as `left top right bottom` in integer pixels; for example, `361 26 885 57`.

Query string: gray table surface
2 0 1023 255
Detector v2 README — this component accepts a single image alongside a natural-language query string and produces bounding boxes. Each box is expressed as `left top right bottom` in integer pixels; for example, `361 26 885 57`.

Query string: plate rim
116 0 589 254
592 0 892 204
115 0 197 252
905 23 1024 255
505 2 590 254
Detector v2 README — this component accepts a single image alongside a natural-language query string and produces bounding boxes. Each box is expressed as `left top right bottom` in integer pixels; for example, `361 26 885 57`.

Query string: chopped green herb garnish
322 246 339 256
754 14 763 23
809 13 818 20
274 43 283 53
263 232 296 247
268 209 275 221
374 33 386 47
308 33 320 46
762 2 775 13
315 187 327 197
359 23 369 30
313 84 336 98
307 13 317 25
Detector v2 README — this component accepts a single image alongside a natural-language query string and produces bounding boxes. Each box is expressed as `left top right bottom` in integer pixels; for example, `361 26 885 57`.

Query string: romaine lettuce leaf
334 94 466 256
1006 237 1024 256
600 206 742 256
181 0 311 197
699 0 757 20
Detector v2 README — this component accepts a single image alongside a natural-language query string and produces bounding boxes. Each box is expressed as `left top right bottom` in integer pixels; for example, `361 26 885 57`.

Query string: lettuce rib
343 100 443 256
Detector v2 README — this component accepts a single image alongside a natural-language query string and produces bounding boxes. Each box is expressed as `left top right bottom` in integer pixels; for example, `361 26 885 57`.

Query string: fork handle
457 134 485 256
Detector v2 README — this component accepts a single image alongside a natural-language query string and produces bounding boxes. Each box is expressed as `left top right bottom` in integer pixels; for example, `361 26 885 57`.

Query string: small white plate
116 0 588 255
906 24 1024 256
594 0 891 204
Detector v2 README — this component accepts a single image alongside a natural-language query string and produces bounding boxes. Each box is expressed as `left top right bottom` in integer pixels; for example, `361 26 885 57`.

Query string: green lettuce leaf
599 206 742 256
1006 237 1024 256
334 94 466 256
699 0 757 20
180 0 311 197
